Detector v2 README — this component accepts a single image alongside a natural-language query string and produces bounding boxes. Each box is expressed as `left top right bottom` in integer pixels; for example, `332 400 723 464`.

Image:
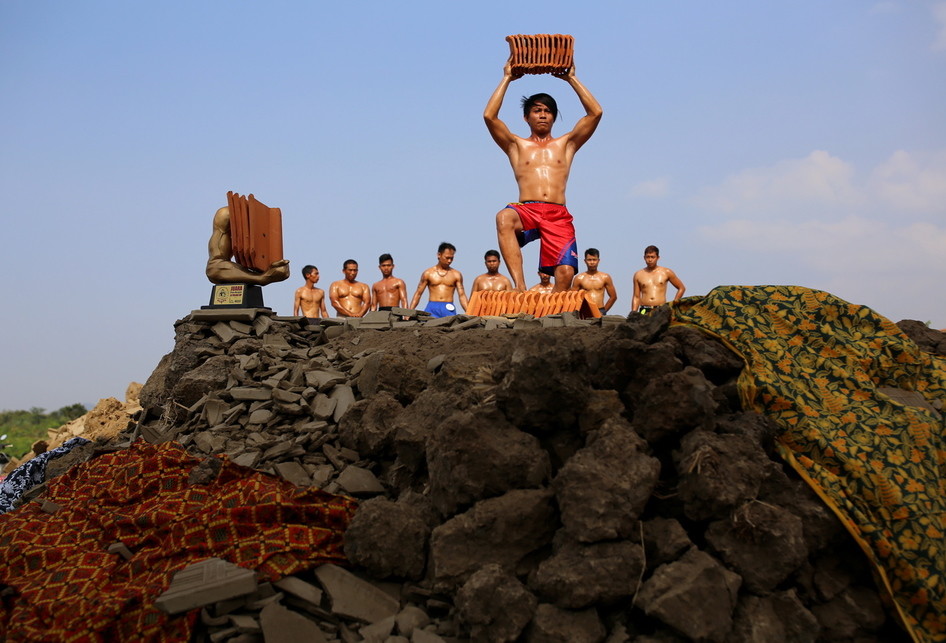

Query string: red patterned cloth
0 440 357 641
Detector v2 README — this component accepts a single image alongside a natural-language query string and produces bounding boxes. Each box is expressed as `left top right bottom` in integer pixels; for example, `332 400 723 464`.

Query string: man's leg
552 264 575 293
496 208 527 291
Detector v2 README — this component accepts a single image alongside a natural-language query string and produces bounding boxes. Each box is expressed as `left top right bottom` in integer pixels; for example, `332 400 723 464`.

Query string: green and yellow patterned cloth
671 285 946 642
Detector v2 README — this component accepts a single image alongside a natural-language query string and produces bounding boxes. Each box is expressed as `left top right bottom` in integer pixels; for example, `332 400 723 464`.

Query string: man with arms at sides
571 247 617 314
484 55 603 293
329 259 371 318
632 245 686 314
409 242 469 318
471 249 513 293
371 253 408 311
293 265 328 318
529 271 554 294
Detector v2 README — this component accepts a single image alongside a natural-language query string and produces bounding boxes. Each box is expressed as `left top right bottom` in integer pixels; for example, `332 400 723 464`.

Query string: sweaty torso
373 278 404 307
474 273 512 292
426 267 460 302
636 268 672 306
297 287 324 317
333 281 369 314
574 272 608 307
509 136 573 204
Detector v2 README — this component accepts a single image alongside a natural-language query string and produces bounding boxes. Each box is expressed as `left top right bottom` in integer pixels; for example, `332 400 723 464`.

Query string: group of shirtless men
292 245 684 319
292 57 683 319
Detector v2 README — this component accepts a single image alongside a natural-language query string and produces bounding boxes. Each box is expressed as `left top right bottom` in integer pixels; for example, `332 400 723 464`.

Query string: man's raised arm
557 66 603 151
484 58 520 151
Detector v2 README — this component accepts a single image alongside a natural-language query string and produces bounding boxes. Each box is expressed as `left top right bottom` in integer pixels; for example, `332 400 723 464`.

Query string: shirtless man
371 253 408 311
293 265 328 318
528 272 554 294
632 245 686 314
485 56 602 293
571 248 617 314
409 242 469 318
471 250 513 293
329 259 370 318
206 206 289 285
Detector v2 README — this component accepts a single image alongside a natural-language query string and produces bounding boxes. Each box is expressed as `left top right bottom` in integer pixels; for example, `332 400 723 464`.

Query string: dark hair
378 253 393 264
584 248 600 258
438 242 456 254
644 245 660 256
521 93 558 122
343 259 358 269
302 265 318 277
484 249 500 260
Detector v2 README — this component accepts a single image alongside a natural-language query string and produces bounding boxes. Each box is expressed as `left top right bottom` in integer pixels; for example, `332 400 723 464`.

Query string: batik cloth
671 285 945 642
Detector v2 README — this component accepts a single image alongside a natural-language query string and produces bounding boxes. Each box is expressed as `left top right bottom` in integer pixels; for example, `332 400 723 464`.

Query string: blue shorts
425 301 457 318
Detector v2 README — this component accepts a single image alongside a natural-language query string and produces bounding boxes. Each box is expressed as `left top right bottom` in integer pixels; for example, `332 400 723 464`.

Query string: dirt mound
3 383 142 474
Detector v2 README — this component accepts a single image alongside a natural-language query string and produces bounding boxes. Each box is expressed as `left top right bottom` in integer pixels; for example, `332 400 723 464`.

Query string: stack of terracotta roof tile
227 191 284 273
506 34 574 76
466 290 601 319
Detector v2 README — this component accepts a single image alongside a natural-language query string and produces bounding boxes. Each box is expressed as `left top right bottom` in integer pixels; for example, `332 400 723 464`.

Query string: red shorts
505 202 579 275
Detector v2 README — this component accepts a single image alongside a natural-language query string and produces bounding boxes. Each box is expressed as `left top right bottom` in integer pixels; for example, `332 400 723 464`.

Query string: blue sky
1 1 944 411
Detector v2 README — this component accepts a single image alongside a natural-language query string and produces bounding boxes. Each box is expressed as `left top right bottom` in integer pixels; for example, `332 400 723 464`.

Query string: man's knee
496 208 522 233
555 265 575 280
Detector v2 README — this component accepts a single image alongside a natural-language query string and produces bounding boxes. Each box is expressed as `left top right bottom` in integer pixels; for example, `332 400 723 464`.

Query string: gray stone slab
305 369 348 391
259 601 329 643
252 315 274 337
247 409 274 425
424 315 457 328
450 317 484 331
323 443 346 470
230 387 272 401
337 465 386 496
331 385 356 423
274 461 312 487
396 605 431 637
262 334 292 349
188 309 259 323
203 399 229 426
512 317 542 329
308 464 335 487
212 321 249 344
313 563 399 624
155 558 258 614
231 451 260 469
361 311 393 327
360 615 395 640
411 628 446 643
273 575 324 608
228 613 261 633
272 388 302 404
310 394 337 421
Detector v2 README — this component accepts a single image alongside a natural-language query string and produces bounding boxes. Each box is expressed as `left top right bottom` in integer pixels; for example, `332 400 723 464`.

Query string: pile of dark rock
126 307 935 642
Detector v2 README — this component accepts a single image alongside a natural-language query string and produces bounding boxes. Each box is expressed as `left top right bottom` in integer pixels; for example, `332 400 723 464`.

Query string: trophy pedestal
202 284 267 310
